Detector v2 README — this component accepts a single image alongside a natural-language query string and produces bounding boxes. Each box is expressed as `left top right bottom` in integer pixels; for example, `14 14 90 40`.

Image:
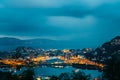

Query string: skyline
0 0 120 48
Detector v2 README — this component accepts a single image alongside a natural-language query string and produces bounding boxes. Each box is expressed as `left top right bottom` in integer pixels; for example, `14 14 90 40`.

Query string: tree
103 53 120 80
50 71 91 80
21 69 34 80
59 73 70 80
71 71 91 80
50 75 58 80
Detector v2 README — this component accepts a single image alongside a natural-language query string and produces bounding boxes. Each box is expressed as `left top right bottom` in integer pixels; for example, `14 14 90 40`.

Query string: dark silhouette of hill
95 36 120 57
0 37 72 50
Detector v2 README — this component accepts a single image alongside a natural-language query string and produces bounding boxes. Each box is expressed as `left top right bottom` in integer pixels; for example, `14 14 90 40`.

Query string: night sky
0 0 120 48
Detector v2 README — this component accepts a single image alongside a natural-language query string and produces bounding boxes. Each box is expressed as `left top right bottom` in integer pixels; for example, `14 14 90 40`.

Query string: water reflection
34 66 102 79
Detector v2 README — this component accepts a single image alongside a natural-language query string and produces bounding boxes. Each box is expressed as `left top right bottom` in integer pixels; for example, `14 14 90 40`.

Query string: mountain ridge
0 37 71 50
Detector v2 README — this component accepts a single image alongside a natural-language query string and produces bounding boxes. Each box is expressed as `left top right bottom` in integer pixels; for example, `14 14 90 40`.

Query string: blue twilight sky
0 0 120 48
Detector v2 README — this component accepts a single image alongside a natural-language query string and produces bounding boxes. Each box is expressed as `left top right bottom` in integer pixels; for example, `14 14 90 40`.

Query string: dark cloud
0 0 120 48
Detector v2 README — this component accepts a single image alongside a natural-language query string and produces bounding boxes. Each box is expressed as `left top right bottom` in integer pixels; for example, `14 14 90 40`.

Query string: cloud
0 0 120 48
1 0 120 18
3 0 68 8
80 0 120 9
47 16 96 28
0 4 5 8
2 0 120 8
93 3 120 19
